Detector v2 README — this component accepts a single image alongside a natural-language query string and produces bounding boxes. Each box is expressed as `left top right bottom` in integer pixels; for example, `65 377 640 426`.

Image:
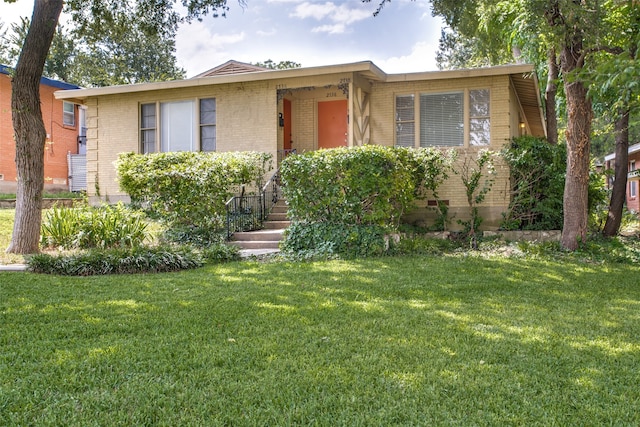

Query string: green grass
0 191 83 200
2 256 640 425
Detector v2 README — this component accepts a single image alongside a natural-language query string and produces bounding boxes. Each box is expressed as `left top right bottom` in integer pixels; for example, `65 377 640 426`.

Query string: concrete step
233 229 284 241
267 212 289 221
263 220 291 229
229 240 281 250
270 205 288 214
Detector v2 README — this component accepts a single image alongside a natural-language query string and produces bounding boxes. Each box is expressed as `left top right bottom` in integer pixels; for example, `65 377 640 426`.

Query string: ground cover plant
2 255 639 425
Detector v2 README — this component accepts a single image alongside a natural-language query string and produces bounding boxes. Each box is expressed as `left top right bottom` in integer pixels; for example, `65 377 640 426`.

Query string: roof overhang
54 61 387 100
605 142 640 161
53 61 546 139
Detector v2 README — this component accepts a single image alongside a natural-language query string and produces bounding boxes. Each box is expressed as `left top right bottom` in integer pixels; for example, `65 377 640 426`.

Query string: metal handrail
225 169 282 240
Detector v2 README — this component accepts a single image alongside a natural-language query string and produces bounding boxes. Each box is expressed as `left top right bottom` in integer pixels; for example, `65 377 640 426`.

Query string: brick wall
0 73 80 191
369 75 517 229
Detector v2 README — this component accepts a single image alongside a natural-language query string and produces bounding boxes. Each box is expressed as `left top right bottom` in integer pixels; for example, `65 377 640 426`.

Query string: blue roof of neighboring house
0 64 80 90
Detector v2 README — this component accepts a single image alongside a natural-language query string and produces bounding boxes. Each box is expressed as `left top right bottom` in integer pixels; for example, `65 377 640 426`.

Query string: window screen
420 92 464 147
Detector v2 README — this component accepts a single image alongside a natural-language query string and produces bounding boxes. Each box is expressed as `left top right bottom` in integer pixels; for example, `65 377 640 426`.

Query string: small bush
281 222 387 258
28 245 203 276
41 203 148 250
201 242 241 263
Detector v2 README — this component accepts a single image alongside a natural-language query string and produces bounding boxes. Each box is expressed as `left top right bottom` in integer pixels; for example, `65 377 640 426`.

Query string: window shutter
420 93 464 147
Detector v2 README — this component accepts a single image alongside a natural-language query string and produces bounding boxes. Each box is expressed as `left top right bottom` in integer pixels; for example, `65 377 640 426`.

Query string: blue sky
2 0 444 77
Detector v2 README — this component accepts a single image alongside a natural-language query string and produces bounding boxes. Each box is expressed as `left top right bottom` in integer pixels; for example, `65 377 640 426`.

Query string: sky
1 0 445 78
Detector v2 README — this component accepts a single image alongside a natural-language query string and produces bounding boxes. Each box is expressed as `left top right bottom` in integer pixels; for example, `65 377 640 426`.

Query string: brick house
54 60 546 229
0 64 85 193
604 142 640 213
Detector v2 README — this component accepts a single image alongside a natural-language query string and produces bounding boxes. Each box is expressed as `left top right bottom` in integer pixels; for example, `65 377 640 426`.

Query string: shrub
280 146 452 229
41 203 148 250
389 236 457 256
281 222 387 258
28 245 203 275
201 242 241 263
500 136 565 230
116 151 272 233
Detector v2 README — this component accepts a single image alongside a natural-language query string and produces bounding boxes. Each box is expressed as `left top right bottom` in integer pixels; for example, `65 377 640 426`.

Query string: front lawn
2 256 639 425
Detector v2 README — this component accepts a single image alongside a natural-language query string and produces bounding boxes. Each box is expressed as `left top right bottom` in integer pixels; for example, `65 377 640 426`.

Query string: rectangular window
420 92 464 147
161 100 195 152
630 161 637 198
141 103 157 154
141 99 216 153
395 95 415 147
63 101 75 127
200 98 216 152
469 89 490 146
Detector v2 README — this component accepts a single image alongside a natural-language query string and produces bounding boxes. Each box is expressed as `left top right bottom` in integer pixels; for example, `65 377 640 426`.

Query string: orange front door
318 100 348 149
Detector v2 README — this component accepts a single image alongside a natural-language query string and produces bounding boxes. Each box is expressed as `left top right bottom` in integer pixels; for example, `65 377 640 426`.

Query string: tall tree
8 1 64 254
5 0 232 254
597 0 640 237
0 16 185 87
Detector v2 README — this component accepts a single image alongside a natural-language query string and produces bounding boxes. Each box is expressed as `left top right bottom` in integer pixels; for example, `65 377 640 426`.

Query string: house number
326 92 337 98
276 84 287 90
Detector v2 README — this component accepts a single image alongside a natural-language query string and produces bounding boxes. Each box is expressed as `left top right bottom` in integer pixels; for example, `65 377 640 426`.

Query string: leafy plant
500 136 566 230
41 202 148 250
28 245 203 275
281 222 387 258
453 149 496 248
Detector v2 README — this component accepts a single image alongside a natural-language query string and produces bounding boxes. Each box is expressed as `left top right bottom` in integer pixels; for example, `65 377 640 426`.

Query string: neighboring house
604 142 640 213
0 64 86 193
54 60 546 229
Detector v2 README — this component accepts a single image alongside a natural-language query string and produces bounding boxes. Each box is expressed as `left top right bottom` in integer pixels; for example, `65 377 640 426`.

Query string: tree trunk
545 48 559 145
602 109 630 237
7 1 63 254
560 42 592 251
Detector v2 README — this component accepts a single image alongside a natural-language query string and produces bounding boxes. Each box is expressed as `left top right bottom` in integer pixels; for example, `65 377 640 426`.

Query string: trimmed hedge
280 145 452 228
117 151 272 232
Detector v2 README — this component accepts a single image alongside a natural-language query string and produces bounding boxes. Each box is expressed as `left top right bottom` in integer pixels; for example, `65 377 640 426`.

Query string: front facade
55 60 546 229
0 64 85 192
604 142 640 213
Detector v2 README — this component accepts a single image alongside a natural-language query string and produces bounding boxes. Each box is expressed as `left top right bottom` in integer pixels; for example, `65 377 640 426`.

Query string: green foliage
28 245 203 275
116 151 272 234
500 136 566 230
281 222 387 259
200 242 241 263
0 16 185 86
453 149 495 247
253 59 301 70
280 146 452 229
41 203 148 250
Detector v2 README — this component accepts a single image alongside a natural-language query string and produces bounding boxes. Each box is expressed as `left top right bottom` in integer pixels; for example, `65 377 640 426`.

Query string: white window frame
395 94 415 148
63 101 75 127
140 98 216 154
630 161 637 198
394 88 491 148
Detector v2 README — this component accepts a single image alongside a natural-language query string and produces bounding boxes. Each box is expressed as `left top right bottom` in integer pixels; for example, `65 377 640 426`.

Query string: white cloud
311 24 345 34
376 40 439 73
291 2 372 26
176 20 246 75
